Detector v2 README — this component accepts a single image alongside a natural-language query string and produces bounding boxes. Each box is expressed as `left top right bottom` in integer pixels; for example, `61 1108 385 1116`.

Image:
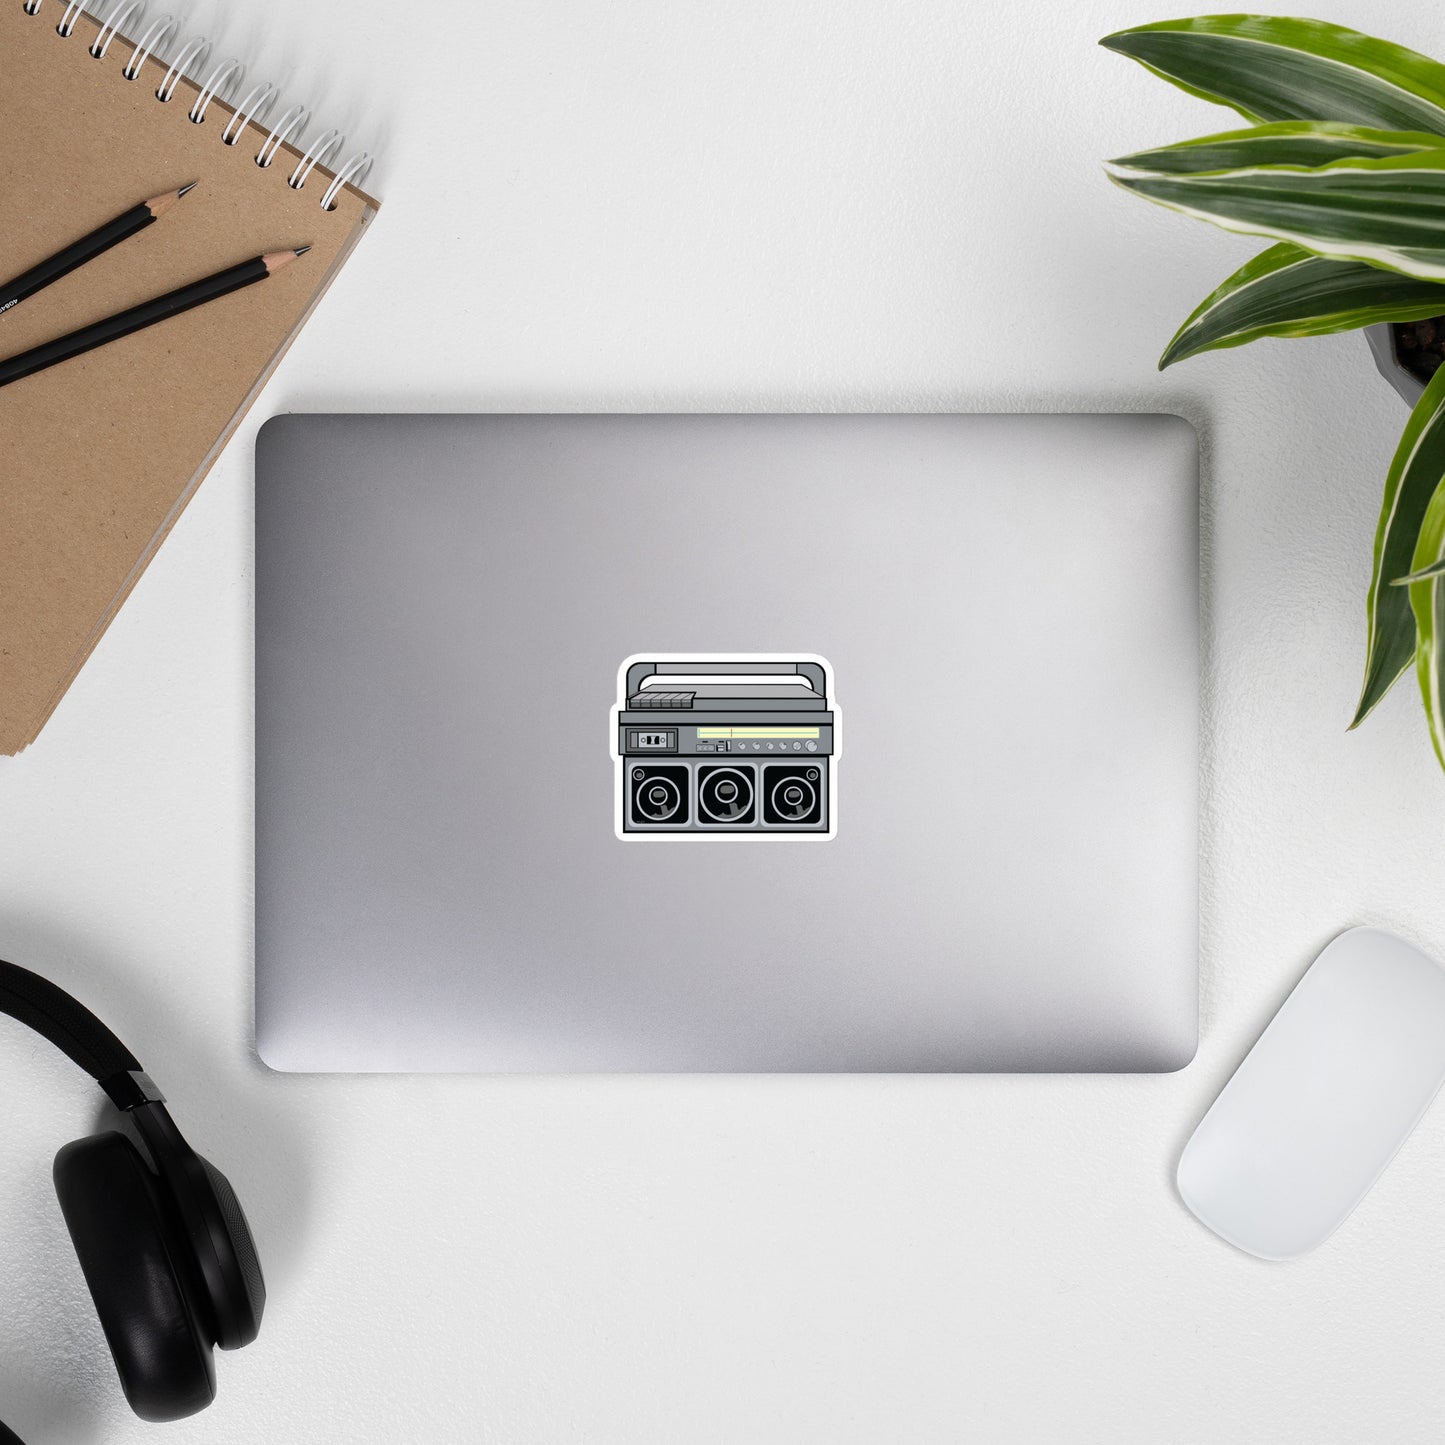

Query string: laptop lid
255 413 1198 1071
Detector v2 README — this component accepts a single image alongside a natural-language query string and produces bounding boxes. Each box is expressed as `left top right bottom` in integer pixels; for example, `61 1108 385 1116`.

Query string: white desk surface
4 0 1445 1439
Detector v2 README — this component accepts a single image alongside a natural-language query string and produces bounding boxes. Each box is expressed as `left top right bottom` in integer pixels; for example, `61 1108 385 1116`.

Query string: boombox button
805 740 818 751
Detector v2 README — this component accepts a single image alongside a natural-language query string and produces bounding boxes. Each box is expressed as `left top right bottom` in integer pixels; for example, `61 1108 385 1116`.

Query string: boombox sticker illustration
611 655 840 841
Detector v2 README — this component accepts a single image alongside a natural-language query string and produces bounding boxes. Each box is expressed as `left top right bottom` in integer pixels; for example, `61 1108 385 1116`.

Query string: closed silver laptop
255 413 1198 1071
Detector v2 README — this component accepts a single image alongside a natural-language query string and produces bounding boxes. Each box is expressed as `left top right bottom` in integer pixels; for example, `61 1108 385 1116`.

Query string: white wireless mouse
1178 927 1445 1259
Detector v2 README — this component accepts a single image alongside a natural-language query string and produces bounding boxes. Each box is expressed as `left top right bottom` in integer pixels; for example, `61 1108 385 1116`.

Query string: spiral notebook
0 0 380 755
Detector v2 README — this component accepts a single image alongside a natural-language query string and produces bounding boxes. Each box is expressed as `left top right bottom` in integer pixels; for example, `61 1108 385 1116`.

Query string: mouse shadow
1159 930 1334 1216
0 910 313 1444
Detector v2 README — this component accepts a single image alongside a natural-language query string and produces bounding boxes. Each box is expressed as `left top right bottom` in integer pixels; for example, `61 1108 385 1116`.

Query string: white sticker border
611 653 840 844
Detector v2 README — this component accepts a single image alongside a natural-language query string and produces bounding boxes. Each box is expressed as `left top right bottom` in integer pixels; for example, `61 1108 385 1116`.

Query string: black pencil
0 183 197 317
0 248 310 390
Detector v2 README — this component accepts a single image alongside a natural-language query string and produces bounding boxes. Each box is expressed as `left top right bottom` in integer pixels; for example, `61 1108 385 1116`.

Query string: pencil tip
146 183 198 217
262 248 311 272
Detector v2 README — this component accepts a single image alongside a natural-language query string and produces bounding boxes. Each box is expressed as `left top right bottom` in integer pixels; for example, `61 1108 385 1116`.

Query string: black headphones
0 959 264 1434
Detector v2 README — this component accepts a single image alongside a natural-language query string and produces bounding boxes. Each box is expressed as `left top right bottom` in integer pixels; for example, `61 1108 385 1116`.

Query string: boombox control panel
623 727 828 755
613 658 839 838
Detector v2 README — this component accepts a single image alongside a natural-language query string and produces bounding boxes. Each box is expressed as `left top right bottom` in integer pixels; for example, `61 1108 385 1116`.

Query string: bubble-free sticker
611 655 840 842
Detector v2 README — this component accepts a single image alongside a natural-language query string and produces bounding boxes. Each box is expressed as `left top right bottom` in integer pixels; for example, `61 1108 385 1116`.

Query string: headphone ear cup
53 1132 216 1422
196 1155 265 1348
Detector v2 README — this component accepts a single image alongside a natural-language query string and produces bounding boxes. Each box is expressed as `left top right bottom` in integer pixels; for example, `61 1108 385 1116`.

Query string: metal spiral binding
123 12 176 78
256 103 310 169
88 0 137 54
287 128 342 190
154 32 208 102
188 55 241 123
321 152 373 212
25 0 375 209
223 80 275 145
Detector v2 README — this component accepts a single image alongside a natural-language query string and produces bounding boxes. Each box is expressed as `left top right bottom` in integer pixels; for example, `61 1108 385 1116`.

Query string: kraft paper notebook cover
0 1 380 754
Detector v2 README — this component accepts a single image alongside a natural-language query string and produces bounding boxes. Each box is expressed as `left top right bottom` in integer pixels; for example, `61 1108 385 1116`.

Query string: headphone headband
0 959 159 1107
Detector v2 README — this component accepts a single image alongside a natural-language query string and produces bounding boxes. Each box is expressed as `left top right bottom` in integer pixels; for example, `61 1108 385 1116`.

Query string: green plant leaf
1160 242 1445 367
1353 362 1445 727
1394 558 1445 584
1113 120 1445 175
1406 479 1445 769
1100 16 1445 135
1108 148 1445 282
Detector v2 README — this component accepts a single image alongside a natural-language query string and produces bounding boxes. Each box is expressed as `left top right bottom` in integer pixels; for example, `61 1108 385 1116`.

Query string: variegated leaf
1406 479 1445 769
1113 119 1445 175
1354 362 1445 727
1101 16 1445 136
1108 148 1445 282
1394 558 1445 585
1160 242 1445 368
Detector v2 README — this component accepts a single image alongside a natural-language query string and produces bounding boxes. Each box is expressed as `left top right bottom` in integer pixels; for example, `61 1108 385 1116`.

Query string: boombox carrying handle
625 661 825 696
